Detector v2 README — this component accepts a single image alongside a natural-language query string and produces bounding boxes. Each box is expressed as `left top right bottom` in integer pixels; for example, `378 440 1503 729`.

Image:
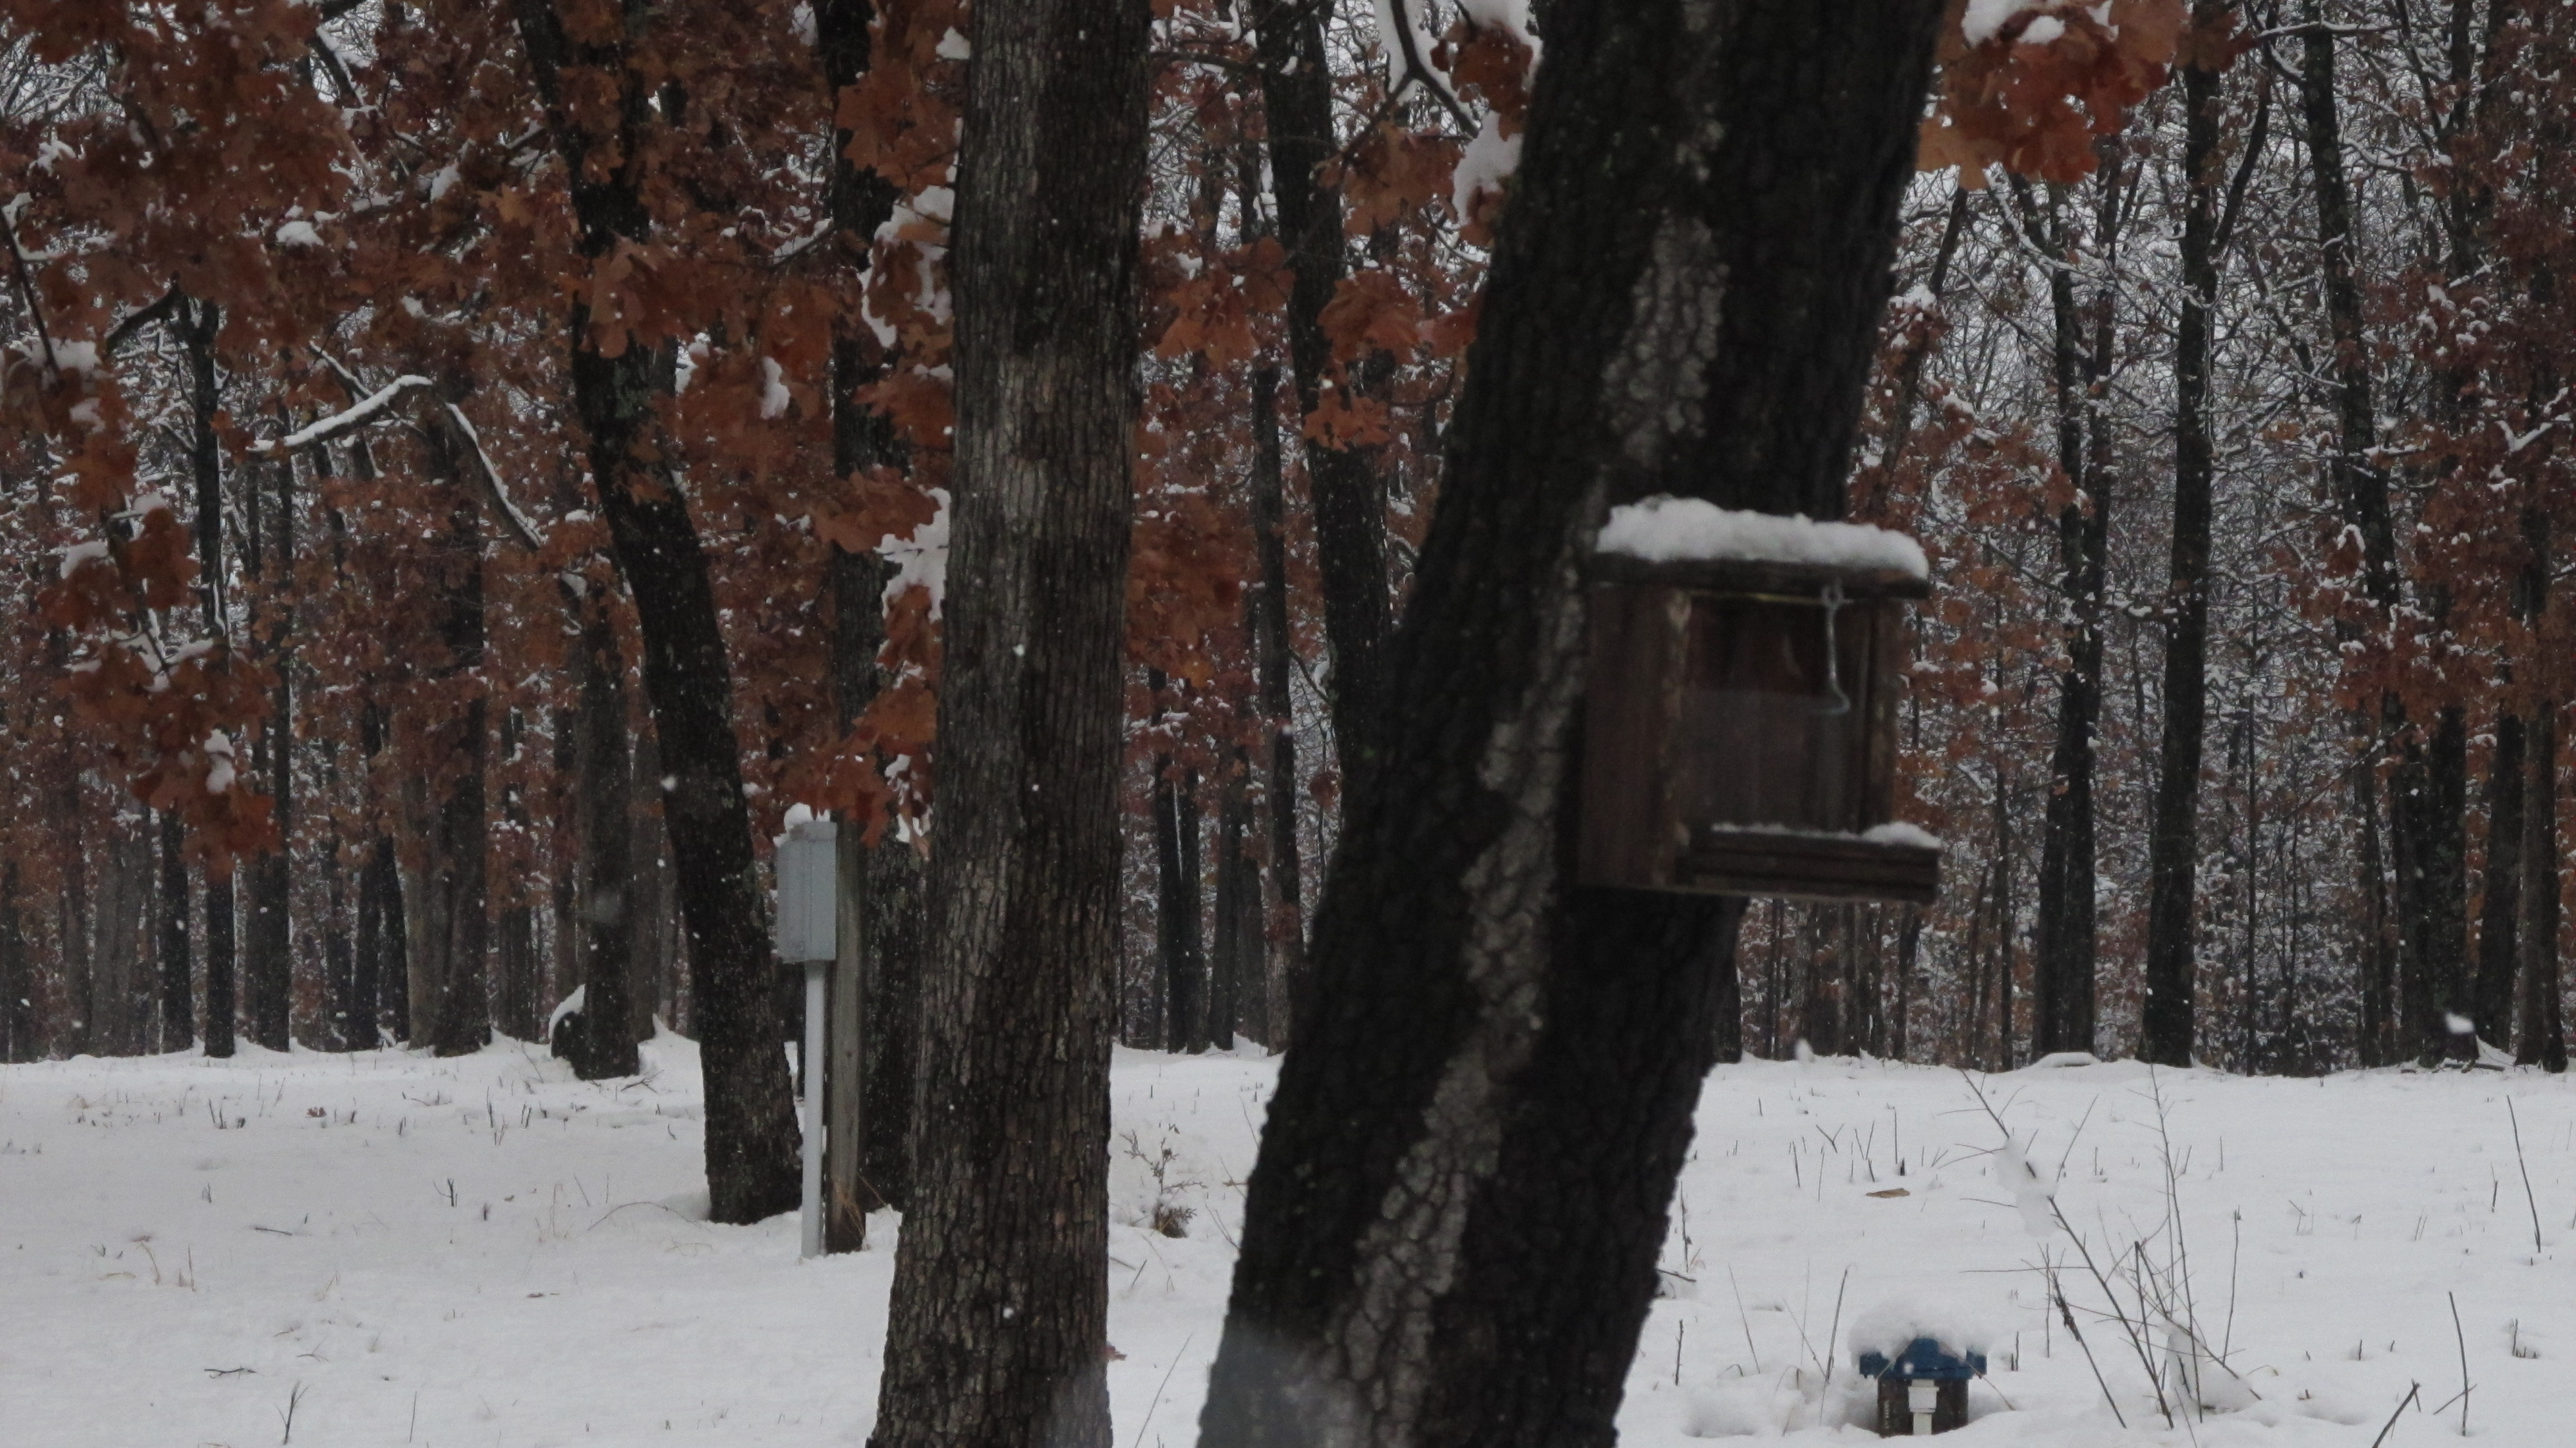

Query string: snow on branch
440 401 546 552
254 374 433 453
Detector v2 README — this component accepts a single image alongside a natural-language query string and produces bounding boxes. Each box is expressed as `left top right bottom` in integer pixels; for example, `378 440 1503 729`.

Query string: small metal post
773 815 838 1260
800 957 826 1259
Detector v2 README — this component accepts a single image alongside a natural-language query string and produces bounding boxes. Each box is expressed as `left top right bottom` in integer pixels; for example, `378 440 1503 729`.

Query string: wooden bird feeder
1579 498 1939 903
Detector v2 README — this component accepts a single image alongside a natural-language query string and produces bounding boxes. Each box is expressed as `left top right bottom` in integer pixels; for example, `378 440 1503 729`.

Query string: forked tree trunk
1197 3 1941 1442
514 0 801 1223
866 0 1150 1434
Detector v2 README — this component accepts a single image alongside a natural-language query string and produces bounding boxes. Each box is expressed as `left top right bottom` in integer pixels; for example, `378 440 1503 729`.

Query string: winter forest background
5 0 2570 1082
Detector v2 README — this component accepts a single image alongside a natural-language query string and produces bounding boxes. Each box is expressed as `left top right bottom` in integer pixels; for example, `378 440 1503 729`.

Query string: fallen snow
2 1042 2570 1445
1598 496 1929 579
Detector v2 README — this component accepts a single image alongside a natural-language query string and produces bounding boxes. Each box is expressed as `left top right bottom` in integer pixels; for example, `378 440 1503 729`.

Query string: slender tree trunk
1246 364 1309 1041
2140 17 2228 1066
243 441 294 1051
1249 0 1390 782
156 808 193 1051
1198 4 1940 1442
0 866 30 1062
2520 701 2566 1071
421 450 491 1058
815 0 925 1242
1150 716 1209 1053
180 294 238 1060
2302 0 2403 1067
513 0 801 1223
866 0 1149 1436
1211 750 1256 1047
2021 171 2112 1060
563 587 641 1080
2474 711 2526 1045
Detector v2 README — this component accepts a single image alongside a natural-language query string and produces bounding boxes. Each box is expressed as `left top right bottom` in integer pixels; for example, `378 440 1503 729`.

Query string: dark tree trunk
2474 711 2526 1045
815 0 926 1243
419 453 492 1060
1150 718 1209 1053
2400 709 2476 1062
1197 3 1941 1443
156 808 193 1051
2520 701 2566 1071
866 0 1148 1435
562 586 641 1080
0 866 30 1062
1249 0 1390 783
495 709 540 1042
2300 2 2403 1067
356 703 408 1047
2141 19 2228 1067
180 294 238 1060
1210 749 1257 1047
1247 364 1309 1040
242 437 295 1052
2017 171 2113 1060
513 0 801 1223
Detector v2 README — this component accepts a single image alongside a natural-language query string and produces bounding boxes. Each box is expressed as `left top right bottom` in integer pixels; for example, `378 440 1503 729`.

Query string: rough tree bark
1197 3 1942 1444
558 585 639 1081
864 0 1149 1438
513 0 801 1223
2141 11 2230 1067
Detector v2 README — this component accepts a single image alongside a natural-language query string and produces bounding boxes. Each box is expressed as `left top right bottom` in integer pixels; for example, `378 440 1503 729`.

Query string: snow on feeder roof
1596 495 1929 582
1579 497 1940 903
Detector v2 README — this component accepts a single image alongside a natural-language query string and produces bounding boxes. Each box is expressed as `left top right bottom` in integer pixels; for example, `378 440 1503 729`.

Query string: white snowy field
2 1039 2571 1448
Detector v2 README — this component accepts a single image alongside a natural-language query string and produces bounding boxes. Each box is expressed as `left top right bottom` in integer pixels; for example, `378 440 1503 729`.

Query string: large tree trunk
865 0 1150 1434
1197 3 1941 1442
2140 15 2228 1067
513 0 801 1223
1249 0 1390 783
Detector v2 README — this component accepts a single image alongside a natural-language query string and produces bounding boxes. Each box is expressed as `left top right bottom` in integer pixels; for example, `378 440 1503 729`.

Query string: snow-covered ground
2 1038 2570 1446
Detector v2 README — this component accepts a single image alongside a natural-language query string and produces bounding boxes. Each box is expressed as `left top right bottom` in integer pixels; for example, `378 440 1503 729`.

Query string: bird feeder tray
1580 532 1938 904
1857 1337 1982 1436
